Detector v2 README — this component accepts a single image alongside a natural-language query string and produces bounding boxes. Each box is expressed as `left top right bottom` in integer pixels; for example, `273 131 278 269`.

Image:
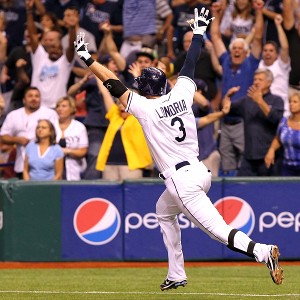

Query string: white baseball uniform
126 76 270 281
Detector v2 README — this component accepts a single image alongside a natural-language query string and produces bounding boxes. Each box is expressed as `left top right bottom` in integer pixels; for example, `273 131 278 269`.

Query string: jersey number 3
171 116 186 142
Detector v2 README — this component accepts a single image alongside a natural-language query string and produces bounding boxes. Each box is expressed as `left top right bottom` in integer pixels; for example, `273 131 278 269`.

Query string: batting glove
187 7 215 36
74 32 94 66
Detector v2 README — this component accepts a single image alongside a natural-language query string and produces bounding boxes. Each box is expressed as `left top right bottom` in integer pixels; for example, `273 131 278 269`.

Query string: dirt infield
0 261 298 269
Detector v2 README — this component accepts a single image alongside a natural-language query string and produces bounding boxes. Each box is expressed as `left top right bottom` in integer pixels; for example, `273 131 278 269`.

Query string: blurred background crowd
0 0 299 181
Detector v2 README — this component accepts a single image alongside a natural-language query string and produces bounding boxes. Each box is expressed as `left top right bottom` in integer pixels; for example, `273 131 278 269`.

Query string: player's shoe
160 279 187 291
266 245 284 285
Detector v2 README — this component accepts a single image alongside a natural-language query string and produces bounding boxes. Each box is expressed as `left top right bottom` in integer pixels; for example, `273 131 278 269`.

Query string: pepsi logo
214 196 255 236
73 198 121 245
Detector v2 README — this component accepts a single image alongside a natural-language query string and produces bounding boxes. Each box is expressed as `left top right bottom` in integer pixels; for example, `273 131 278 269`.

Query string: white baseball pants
156 160 269 281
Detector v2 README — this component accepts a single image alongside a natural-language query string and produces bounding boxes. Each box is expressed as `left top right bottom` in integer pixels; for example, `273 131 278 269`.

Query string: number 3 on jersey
171 116 186 142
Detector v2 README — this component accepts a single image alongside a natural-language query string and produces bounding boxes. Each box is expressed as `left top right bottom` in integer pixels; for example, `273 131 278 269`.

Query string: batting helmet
135 67 167 96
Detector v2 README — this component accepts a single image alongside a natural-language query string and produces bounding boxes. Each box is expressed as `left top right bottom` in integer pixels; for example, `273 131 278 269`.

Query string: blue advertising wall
0 178 299 261
59 178 299 261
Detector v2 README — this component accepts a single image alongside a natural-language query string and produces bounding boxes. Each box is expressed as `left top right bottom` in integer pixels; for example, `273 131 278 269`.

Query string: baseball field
0 261 299 300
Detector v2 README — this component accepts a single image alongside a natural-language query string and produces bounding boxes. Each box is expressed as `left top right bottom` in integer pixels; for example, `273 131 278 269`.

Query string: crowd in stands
0 0 300 180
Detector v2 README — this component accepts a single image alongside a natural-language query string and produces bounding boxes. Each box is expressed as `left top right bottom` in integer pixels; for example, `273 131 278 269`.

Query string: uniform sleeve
125 91 150 120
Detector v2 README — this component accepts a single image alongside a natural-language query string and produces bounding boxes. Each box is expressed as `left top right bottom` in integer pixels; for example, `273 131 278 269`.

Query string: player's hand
187 7 214 36
74 32 91 62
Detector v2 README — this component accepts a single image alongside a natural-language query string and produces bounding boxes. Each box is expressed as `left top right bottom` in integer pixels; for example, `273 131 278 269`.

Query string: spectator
23 119 64 180
265 93 300 176
192 79 221 177
26 0 76 109
173 30 221 101
100 22 157 89
262 0 282 45
95 79 153 180
44 0 80 26
54 96 88 180
39 12 61 34
80 0 123 50
282 0 300 97
61 6 97 79
127 48 158 85
210 0 264 175
120 0 156 60
0 10 12 112
223 69 284 176
155 0 174 58
1 29 32 111
222 0 254 42
0 0 26 52
170 0 209 55
67 62 111 180
258 14 291 117
0 93 15 179
0 86 58 179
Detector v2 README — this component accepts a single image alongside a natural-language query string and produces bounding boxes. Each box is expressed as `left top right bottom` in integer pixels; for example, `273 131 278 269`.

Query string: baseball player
74 8 284 290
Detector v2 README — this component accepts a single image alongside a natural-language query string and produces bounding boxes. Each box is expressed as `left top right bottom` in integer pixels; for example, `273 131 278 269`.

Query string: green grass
0 265 299 300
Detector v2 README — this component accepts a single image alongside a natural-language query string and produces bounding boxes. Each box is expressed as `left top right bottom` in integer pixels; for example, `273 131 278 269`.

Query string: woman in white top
54 96 88 180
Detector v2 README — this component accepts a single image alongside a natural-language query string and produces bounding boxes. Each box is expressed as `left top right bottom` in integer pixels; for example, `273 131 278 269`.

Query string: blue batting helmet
135 67 167 96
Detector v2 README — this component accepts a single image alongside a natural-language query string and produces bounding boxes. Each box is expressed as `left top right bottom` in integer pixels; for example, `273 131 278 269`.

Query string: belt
159 158 201 180
223 120 242 125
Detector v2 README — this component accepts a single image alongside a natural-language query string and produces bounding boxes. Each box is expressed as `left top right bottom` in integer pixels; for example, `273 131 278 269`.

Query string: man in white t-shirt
75 8 284 290
0 87 58 178
26 0 75 109
259 14 291 117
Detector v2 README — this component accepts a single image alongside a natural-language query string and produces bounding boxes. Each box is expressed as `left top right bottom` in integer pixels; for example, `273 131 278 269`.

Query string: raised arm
197 99 231 128
63 12 76 63
74 32 130 108
101 23 126 72
274 14 290 63
179 8 214 79
282 0 295 30
33 0 46 16
210 2 227 58
251 0 264 59
26 0 39 53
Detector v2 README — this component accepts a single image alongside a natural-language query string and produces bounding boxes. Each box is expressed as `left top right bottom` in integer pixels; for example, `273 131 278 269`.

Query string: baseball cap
99 54 112 65
136 47 158 61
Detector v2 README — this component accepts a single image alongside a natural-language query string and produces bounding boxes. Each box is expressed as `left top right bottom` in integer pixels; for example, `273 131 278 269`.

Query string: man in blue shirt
210 1 264 175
